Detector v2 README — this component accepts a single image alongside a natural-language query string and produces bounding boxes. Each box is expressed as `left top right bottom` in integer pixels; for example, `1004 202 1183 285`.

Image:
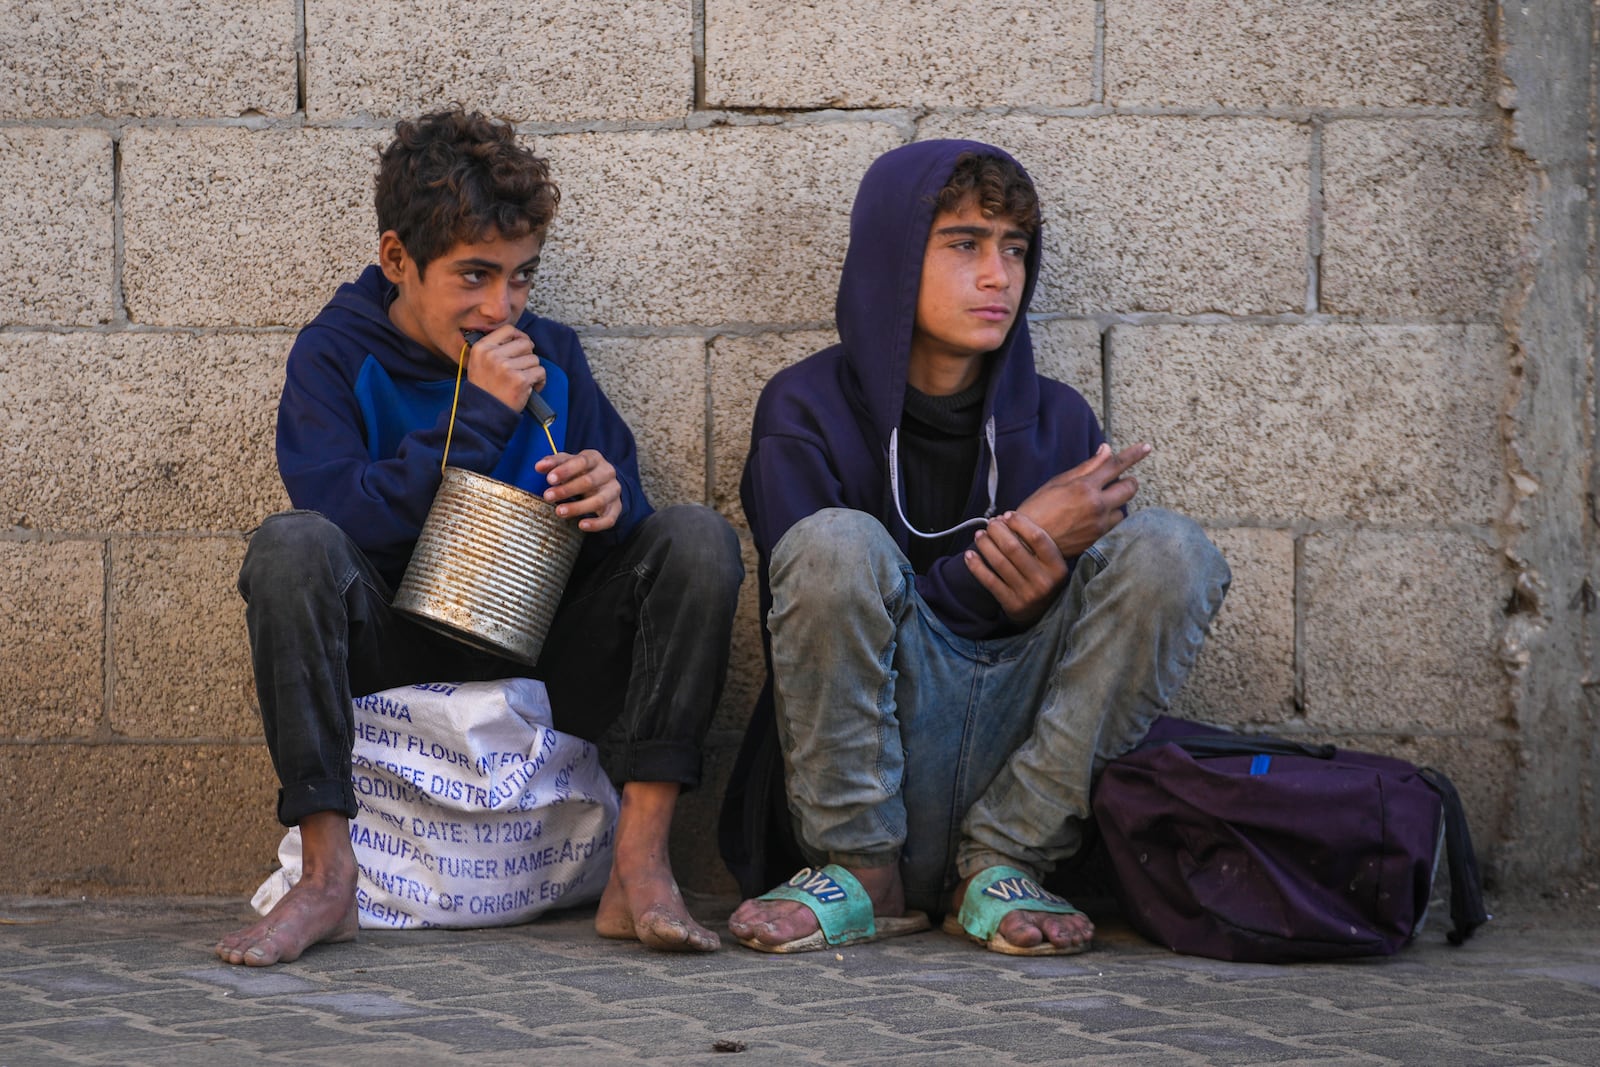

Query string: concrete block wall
2 0 1593 898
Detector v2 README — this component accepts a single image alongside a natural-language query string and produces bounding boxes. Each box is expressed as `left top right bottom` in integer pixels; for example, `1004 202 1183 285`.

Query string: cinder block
705 0 1094 109
1031 318 1104 426
919 116 1311 315
0 541 104 740
1174 527 1296 725
1111 324 1505 524
0 1 297 118
0 129 114 325
0 332 290 532
1302 529 1508 732
713 531 765 736
306 0 691 122
709 330 836 521
122 127 387 327
1322 120 1525 317
581 336 707 508
111 538 256 740
0 743 282 894
530 124 904 327
1105 0 1487 108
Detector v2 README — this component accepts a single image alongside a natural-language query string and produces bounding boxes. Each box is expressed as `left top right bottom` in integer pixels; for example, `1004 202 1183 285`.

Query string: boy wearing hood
725 141 1229 955
215 109 741 965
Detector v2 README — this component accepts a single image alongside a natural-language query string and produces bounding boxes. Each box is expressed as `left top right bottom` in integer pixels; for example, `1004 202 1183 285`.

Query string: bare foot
215 811 359 966
595 864 719 952
950 869 1094 952
593 781 719 953
728 863 903 949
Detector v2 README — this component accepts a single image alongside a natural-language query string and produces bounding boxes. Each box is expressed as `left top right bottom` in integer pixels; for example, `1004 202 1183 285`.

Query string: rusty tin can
393 467 584 665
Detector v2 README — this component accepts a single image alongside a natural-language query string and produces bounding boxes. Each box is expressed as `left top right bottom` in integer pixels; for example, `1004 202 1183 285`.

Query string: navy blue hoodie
741 139 1104 640
277 264 650 586
723 139 1104 894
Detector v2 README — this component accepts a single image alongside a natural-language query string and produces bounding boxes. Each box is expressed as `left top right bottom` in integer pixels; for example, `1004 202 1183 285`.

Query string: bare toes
637 907 720 953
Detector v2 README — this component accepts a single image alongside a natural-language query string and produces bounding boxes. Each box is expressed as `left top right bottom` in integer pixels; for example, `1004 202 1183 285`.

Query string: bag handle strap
1418 767 1491 945
1141 734 1338 760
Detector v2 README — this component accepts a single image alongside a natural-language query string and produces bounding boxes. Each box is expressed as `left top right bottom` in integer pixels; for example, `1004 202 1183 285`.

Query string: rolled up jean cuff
602 739 703 791
956 848 1043 885
822 849 902 872
278 777 357 827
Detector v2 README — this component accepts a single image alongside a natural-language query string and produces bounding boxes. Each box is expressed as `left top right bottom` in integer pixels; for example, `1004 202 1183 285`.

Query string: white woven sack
252 678 619 929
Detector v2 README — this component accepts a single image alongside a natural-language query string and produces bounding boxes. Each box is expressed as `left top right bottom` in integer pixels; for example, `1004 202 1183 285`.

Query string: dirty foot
214 876 357 966
949 868 1094 953
595 864 720 952
728 863 903 950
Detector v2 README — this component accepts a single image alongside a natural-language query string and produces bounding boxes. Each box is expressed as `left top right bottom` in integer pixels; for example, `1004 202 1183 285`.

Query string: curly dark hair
374 108 560 275
933 152 1041 236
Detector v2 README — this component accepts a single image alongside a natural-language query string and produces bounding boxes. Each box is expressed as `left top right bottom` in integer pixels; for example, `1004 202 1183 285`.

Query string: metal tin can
393 467 584 666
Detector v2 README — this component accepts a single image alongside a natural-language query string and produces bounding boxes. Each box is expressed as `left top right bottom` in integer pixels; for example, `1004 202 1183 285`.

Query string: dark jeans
238 504 743 826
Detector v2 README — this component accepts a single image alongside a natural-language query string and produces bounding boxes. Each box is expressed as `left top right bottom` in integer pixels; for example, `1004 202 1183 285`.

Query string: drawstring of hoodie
888 415 1000 539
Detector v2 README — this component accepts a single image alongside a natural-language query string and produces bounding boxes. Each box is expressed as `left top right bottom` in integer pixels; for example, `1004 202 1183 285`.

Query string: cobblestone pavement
2 894 1598 1066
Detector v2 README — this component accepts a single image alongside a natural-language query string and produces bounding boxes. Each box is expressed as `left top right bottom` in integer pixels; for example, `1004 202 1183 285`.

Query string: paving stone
176 966 324 997
4 1015 187 1050
919 116 1311 316
94 988 283 1027
0 129 114 325
0 0 297 118
1104 0 1488 108
705 0 1095 109
370 1015 593 1052
1322 120 1526 317
1298 1028 1556 1065
305 0 691 123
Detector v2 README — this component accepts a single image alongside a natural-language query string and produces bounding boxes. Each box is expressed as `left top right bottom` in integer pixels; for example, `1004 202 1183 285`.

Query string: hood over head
835 139 1043 442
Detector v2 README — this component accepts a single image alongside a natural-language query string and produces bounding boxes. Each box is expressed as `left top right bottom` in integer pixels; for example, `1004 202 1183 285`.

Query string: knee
772 509 894 574
1105 509 1231 603
769 509 904 604
644 504 742 598
239 511 349 597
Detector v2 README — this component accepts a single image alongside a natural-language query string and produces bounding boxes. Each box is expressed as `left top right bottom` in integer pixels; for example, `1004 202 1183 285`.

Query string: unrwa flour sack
252 678 619 929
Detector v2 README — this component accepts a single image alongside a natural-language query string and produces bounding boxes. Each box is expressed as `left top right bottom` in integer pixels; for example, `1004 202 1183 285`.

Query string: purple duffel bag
1092 717 1488 963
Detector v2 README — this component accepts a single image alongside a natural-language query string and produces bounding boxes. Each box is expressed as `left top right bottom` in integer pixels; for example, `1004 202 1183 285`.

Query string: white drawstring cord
887 416 999 540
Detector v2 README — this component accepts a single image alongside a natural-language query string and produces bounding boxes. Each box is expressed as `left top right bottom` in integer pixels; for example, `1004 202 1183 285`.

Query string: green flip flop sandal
941 865 1093 956
737 864 931 954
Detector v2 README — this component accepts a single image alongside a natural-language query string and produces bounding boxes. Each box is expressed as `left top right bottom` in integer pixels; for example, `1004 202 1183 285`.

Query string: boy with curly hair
218 109 740 965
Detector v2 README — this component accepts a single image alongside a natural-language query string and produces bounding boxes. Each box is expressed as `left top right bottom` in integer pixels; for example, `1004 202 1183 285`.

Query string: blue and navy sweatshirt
276 265 650 586
722 139 1105 895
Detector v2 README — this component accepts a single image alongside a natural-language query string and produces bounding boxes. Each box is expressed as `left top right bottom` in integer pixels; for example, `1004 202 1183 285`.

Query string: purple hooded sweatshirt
721 139 1104 894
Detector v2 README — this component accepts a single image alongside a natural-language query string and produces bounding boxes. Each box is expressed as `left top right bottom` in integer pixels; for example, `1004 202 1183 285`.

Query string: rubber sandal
941 865 1092 956
736 864 931 954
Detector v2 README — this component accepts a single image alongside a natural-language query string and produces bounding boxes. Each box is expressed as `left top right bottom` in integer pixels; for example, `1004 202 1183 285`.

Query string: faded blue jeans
767 507 1230 915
